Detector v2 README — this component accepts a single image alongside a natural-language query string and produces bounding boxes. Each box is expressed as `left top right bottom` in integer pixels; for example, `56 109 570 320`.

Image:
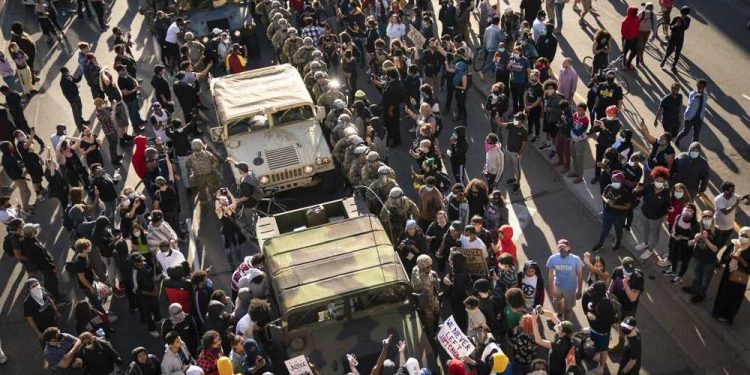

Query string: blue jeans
597 210 626 246
691 259 715 298
555 3 565 30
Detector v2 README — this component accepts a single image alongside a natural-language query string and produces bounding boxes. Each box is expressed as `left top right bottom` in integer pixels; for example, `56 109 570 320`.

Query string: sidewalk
470 74 750 374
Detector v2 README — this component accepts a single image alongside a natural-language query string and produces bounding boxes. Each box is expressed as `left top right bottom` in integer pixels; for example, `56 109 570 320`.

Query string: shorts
552 288 577 311
589 328 610 352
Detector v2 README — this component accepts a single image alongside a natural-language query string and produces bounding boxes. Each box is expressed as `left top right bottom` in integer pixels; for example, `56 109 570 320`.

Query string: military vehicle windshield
227 105 314 136
285 284 410 331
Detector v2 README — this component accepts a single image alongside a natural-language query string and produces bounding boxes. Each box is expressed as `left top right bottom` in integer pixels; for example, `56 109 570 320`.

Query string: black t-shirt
610 267 644 312
639 184 670 219
621 163 642 187
595 118 621 146
422 49 444 77
692 229 721 264
239 174 260 209
659 93 682 126
70 255 95 290
647 141 675 169
23 295 57 332
93 176 118 202
135 266 155 294
118 75 138 102
153 186 178 214
525 82 543 107
548 335 572 375
595 83 623 110
602 185 632 216
618 333 642 375
520 0 541 23
507 123 529 153
670 16 691 40
583 296 615 333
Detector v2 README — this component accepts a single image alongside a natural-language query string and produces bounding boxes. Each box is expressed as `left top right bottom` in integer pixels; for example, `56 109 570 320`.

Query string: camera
534 305 543 315
219 187 228 195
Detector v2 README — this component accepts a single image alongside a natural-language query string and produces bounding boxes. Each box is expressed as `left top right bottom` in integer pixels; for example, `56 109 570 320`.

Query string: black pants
450 157 465 183
662 37 685 67
455 88 467 122
528 107 542 137
668 239 693 277
444 81 455 113
384 112 401 146
594 143 606 177
40 268 61 300
78 0 92 17
136 294 161 331
510 82 525 114
91 1 106 27
623 38 638 66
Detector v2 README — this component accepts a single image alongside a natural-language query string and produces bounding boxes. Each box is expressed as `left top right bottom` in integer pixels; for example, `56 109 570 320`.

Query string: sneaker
539 142 552 150
662 268 676 277
148 331 160 338
639 249 653 260
656 258 672 268
635 243 648 251
504 178 517 186
623 224 631 232
671 276 683 284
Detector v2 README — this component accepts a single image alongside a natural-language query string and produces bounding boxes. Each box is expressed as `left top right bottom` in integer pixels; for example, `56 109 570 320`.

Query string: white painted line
742 94 750 101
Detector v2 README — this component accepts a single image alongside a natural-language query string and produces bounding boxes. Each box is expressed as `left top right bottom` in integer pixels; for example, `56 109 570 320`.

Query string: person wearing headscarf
712 227 750 324
23 278 60 347
161 303 200 358
126 347 161 375
241 338 272 374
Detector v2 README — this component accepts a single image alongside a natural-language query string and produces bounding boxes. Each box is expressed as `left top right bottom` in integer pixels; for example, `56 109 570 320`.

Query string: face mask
654 181 664 189
512 53 520 58
605 116 615 121
674 191 684 199
31 286 44 301
513 120 521 126
740 237 750 244
498 48 505 53
176 127 184 133
628 161 636 166
606 77 615 84
121 198 131 208
689 151 699 159
702 219 712 227
492 90 500 95
133 230 141 237
18 135 28 143
425 186 434 192
127 193 135 200
611 182 621 189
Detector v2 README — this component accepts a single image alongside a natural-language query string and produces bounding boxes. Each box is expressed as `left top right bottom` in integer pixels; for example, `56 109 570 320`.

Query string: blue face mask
611 182 621 189
689 151 699 159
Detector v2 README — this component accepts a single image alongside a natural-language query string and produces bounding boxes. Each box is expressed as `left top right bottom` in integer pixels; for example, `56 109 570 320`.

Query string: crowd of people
0 0 748 374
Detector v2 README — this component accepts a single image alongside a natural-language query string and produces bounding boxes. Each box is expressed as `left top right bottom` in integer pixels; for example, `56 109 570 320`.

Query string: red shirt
197 348 221 375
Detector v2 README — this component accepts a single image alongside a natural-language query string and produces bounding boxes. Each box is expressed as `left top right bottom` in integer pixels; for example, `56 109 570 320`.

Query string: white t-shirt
532 19 546 43
714 194 739 231
0 207 19 225
165 22 181 44
521 275 538 310
156 248 186 276
235 314 256 338
460 236 488 259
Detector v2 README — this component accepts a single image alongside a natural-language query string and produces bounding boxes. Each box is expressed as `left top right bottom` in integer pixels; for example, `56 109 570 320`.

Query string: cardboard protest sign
437 315 476 359
285 355 313 375
451 247 489 276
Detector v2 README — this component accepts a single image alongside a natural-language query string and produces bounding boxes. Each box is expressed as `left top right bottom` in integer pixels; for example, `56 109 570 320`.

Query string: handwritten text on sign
285 355 313 375
437 315 476 359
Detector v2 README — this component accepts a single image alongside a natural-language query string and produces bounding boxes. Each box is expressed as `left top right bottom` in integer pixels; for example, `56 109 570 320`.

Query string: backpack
607 291 623 322
451 61 467 88
571 331 597 362
431 114 444 137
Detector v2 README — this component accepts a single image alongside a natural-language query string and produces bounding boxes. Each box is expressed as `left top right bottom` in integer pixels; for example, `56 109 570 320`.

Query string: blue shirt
44 333 78 374
509 56 530 85
483 25 505 52
546 253 583 291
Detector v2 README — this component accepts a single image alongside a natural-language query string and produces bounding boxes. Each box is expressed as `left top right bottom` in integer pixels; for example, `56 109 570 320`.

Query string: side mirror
209 127 225 142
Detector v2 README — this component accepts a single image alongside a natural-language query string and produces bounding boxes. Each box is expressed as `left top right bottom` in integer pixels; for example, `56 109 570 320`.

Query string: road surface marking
742 94 750 101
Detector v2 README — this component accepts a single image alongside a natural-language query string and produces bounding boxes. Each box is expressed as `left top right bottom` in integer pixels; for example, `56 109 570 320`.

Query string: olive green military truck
255 198 437 374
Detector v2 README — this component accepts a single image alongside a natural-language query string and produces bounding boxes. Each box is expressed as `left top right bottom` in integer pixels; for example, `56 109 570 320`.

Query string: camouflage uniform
316 89 347 113
311 80 329 103
411 256 441 337
255 0 273 26
330 116 356 147
303 57 328 78
325 107 352 133
342 139 366 175
271 28 289 62
379 193 420 242
303 63 324 91
266 16 287 41
348 151 368 187
269 6 292 23
361 154 386 188
292 45 316 70
185 142 220 204
366 174 397 213
282 36 304 65
332 133 361 164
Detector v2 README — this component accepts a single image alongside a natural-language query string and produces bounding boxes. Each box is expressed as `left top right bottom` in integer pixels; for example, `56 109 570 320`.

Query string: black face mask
606 77 615 84
492 90 500 95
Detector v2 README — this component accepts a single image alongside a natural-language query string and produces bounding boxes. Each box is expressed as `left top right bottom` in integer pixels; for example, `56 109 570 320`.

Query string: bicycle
582 54 630 95
653 6 672 43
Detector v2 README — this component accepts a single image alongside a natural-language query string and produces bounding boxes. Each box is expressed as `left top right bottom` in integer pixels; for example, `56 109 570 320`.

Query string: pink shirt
557 67 579 101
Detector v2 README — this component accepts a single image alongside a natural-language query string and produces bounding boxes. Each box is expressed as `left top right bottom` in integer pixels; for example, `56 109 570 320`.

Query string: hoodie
449 126 468 165
484 143 504 177
669 142 709 194
518 261 545 308
132 135 148 179
495 225 517 263
621 7 640 40
237 267 270 299
203 300 231 351
0 141 24 180
241 339 272 374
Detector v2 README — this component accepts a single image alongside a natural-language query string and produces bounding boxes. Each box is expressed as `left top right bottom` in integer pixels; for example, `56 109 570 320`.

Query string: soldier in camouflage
269 1 291 22
316 80 347 113
348 145 369 187
254 0 273 26
292 38 316 71
341 136 366 176
332 127 360 163
185 139 220 205
330 113 356 147
411 254 441 337
303 61 324 91
366 165 398 214
302 50 328 77
282 28 303 64
310 71 329 103
361 151 385 187
265 14 286 42
325 100 352 134
271 25 290 64
379 187 420 242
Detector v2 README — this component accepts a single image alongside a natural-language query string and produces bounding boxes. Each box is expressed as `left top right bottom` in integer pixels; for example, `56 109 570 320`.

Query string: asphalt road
0 0 749 374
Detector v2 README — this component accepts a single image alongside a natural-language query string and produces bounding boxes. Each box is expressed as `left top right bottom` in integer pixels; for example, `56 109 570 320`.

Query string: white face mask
512 53 520 58
513 120 521 126
121 198 131 208
654 181 664 189
702 219 712 227
628 161 636 166
689 151 699 159
133 230 141 237
176 127 184 133
740 237 750 245
611 182 621 189
605 116 615 121
31 286 44 301
425 186 434 192
674 191 684 199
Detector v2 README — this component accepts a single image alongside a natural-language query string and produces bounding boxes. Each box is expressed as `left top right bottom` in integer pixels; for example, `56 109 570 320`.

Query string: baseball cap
212 27 222 35
464 225 477 234
621 316 637 330
473 278 490 293
622 257 636 276
22 223 40 236
153 65 165 74
130 253 146 262
154 176 167 186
